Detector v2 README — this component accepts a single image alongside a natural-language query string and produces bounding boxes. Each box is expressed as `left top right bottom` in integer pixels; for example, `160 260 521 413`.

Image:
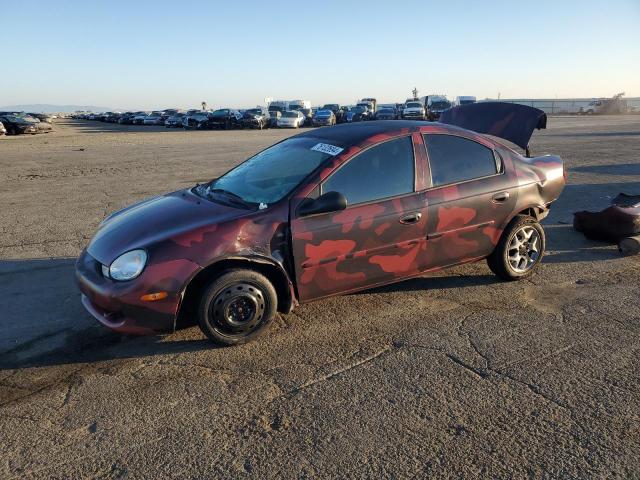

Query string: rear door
422 133 517 269
290 135 429 301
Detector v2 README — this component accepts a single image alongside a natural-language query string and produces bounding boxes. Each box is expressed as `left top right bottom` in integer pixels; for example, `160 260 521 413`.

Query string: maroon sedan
76 103 565 345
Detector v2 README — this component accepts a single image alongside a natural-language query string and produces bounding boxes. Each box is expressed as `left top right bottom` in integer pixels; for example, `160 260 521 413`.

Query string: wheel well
177 258 293 328
517 207 538 219
515 206 547 221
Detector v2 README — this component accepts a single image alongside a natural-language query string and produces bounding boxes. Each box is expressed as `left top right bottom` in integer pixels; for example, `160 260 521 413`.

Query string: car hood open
87 189 249 265
439 101 547 150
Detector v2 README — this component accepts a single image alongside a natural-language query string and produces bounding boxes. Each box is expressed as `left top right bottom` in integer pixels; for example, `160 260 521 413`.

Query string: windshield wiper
209 188 255 209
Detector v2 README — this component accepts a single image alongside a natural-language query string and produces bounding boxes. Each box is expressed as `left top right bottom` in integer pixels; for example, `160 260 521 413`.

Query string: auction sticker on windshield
311 143 344 156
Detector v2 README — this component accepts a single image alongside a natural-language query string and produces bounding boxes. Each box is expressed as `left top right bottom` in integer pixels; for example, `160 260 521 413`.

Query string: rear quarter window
423 134 499 187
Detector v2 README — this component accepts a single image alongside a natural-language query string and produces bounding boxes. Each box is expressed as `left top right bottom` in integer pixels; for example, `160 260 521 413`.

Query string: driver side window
321 136 415 205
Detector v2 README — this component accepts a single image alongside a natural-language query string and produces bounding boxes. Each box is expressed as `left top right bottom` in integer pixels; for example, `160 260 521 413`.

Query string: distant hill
0 104 121 113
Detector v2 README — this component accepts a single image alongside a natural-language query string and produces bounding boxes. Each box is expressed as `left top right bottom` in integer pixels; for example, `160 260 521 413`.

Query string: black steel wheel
198 269 277 346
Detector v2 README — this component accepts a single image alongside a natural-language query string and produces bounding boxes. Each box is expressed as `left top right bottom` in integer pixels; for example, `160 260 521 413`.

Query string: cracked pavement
1 117 639 478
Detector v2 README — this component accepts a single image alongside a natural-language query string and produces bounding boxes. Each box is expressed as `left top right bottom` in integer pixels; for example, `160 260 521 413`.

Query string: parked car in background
299 108 313 126
165 112 186 128
268 110 281 128
209 109 243 129
0 121 6 135
345 105 372 122
162 109 180 119
241 108 270 129
183 111 213 130
277 110 305 128
132 112 149 125
375 106 399 120
322 104 344 123
143 112 166 125
454 96 476 106
118 112 138 124
402 100 426 120
312 109 336 126
28 113 53 123
33 118 53 133
0 114 38 135
107 113 123 123
426 96 452 121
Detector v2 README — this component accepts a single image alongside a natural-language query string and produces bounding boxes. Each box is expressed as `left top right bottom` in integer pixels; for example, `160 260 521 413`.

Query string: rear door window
423 134 498 187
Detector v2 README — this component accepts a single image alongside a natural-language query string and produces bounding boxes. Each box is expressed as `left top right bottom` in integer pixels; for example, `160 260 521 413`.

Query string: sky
1 0 638 110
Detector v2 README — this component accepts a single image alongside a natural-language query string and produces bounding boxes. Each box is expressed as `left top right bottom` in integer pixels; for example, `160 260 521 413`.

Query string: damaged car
208 109 243 129
0 114 38 135
76 103 564 346
240 108 270 129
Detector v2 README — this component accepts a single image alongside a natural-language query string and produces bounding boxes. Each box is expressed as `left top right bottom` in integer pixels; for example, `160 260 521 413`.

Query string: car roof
295 120 481 148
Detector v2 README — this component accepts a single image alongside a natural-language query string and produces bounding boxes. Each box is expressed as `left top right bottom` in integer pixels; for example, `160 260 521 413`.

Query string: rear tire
198 269 277 346
487 215 545 280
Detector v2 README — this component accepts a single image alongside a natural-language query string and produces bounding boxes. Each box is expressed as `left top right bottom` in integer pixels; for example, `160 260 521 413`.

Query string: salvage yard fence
488 97 640 115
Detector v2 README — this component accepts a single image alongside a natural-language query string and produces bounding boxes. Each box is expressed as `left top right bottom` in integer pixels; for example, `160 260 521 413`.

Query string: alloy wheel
507 226 541 273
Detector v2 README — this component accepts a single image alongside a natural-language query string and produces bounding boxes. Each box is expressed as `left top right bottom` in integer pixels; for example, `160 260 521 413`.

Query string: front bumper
241 119 264 128
19 125 38 134
75 249 198 335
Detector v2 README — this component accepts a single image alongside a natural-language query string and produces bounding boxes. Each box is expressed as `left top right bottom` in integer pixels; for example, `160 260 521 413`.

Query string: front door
290 135 428 302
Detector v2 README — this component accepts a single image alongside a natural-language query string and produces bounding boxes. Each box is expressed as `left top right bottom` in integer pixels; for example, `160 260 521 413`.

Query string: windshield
406 102 422 108
378 109 393 114
431 101 451 109
459 100 475 105
201 137 338 205
212 110 228 117
323 104 338 110
315 110 331 116
353 106 366 113
2 115 27 122
282 111 298 118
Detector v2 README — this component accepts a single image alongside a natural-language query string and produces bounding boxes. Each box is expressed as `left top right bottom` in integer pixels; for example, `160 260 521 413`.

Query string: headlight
108 249 147 281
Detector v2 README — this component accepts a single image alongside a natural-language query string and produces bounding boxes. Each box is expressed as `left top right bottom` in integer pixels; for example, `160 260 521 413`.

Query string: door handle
399 212 422 225
492 192 510 203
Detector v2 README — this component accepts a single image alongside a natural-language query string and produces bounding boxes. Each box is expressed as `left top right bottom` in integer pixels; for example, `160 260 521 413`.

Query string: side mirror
299 191 347 217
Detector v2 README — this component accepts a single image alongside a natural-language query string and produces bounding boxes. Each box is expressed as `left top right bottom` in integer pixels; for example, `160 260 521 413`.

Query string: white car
454 96 477 106
277 110 305 128
402 101 426 120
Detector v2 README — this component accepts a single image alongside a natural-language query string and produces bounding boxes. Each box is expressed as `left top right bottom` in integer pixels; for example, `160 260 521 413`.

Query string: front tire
487 215 545 280
198 269 277 346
